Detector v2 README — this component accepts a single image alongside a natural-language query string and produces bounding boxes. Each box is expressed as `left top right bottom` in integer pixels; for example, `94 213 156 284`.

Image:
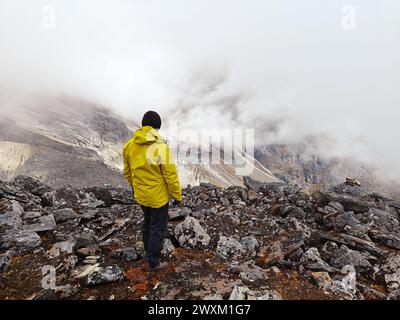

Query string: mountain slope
255 144 400 200
0 95 279 188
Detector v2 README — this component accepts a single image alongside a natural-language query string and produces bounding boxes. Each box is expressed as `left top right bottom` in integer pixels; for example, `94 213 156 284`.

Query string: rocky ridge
1 175 400 300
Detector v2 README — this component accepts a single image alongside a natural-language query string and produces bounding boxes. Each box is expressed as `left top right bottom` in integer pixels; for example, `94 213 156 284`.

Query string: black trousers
140 202 169 268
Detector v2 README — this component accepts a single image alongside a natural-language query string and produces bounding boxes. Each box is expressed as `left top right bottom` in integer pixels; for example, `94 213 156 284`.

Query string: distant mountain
255 144 400 200
0 94 279 188
0 95 131 187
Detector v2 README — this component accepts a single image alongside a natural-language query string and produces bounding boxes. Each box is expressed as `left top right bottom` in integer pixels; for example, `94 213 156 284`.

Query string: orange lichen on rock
125 268 147 283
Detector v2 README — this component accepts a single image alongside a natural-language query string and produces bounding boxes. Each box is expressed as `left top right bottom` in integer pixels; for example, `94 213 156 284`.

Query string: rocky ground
1 175 400 300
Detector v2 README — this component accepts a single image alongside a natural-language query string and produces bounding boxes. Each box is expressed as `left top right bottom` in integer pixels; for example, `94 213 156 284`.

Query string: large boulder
216 236 246 260
174 217 210 250
0 229 42 250
24 214 56 232
333 196 370 214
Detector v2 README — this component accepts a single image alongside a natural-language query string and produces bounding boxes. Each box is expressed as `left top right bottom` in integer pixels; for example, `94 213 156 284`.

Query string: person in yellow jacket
123 111 182 271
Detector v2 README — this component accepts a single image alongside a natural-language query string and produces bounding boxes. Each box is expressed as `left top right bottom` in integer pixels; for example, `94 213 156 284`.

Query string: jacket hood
133 126 165 145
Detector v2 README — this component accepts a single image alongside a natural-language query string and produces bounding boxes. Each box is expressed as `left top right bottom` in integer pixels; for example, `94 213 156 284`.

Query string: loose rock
174 217 210 250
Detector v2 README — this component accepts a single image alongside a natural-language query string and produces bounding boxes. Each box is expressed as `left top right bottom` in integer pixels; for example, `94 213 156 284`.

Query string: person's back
123 125 181 208
123 111 182 271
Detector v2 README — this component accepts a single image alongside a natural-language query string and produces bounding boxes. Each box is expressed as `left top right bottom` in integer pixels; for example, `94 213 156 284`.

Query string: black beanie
141 110 161 129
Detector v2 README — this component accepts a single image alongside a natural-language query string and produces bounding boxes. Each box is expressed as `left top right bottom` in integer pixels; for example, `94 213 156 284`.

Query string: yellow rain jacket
123 126 182 208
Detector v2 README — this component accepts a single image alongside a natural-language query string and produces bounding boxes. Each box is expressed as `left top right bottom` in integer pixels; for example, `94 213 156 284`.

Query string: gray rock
229 285 282 300
6 200 25 215
53 186 103 209
330 212 363 231
83 186 134 206
239 263 267 286
326 202 345 214
54 284 80 298
330 245 372 272
320 241 339 261
319 232 385 257
300 247 340 273
168 207 191 221
174 217 210 250
387 290 400 300
228 286 249 300
0 229 42 250
24 214 56 232
191 209 212 219
113 247 139 261
329 265 357 299
53 208 77 223
23 211 43 220
241 236 259 253
256 241 285 267
0 200 24 229
220 197 230 207
0 250 13 273
203 294 223 300
85 265 124 286
368 208 400 234
0 211 23 229
370 232 400 250
243 176 284 193
0 180 33 203
381 254 400 292
331 182 368 198
216 236 246 260
12 176 51 197
381 253 400 274
300 247 328 266
161 239 175 258
48 240 76 258
80 209 97 220
333 196 370 214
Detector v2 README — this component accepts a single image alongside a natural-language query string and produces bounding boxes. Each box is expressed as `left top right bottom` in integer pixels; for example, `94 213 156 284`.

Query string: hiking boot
149 262 168 272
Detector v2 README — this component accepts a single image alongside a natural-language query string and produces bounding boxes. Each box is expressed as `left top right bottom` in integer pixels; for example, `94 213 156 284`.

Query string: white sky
0 0 399 178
